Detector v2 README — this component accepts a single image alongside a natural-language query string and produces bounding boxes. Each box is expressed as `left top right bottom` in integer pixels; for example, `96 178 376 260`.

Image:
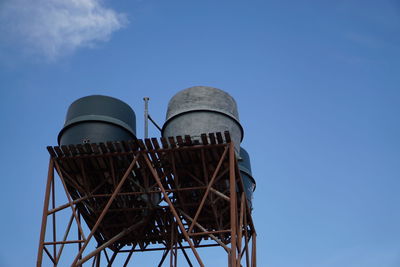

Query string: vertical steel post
77 210 82 267
229 142 237 267
144 97 150 138
170 223 175 267
237 192 245 266
251 233 257 267
37 158 54 267
52 169 57 267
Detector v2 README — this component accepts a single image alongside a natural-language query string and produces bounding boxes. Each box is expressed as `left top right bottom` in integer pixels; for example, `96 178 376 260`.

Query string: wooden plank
144 139 154 151
160 137 169 149
216 132 223 144
200 134 209 149
60 145 71 157
95 155 107 170
120 140 134 166
168 136 184 166
121 141 131 152
114 142 123 153
55 152 73 173
84 143 101 171
208 133 219 161
224 131 231 143
176 136 184 147
68 145 78 156
200 134 213 166
91 143 100 154
128 140 138 151
60 145 80 172
76 144 86 155
54 146 64 158
168 137 177 148
66 145 80 174
136 139 146 150
151 137 164 171
106 142 116 153
184 135 200 165
84 143 93 154
151 138 160 150
208 133 216 145
47 146 57 158
99 143 108 154
145 138 169 190
184 135 193 146
175 135 190 165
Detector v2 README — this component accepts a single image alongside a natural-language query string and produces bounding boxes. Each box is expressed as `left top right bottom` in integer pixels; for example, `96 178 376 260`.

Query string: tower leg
229 142 237 267
37 159 54 267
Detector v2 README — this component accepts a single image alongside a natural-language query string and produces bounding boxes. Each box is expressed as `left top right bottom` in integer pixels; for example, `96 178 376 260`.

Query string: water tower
37 89 257 266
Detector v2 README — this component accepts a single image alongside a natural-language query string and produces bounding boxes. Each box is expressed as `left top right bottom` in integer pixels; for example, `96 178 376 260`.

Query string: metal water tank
58 95 136 145
161 86 244 153
238 147 256 209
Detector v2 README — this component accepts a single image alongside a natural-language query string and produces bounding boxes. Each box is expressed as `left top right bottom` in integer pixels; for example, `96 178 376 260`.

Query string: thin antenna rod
143 97 149 138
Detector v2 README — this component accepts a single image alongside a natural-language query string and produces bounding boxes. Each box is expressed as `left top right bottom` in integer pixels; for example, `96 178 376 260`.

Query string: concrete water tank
238 147 256 209
58 95 136 145
161 86 244 153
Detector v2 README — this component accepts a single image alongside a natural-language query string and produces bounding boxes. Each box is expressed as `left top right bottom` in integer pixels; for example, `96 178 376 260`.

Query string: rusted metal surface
37 131 256 266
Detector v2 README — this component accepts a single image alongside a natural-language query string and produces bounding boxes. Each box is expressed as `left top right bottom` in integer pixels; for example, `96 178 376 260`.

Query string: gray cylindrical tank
162 86 244 153
58 95 136 145
238 147 256 209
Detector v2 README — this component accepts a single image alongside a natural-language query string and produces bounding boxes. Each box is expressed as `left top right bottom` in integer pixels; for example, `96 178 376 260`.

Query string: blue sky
0 0 399 266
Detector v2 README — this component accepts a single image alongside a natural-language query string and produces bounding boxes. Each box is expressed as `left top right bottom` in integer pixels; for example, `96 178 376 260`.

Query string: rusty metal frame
37 134 256 266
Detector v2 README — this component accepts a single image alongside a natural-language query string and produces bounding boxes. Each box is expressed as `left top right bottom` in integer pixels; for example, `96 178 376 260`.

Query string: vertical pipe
144 97 150 138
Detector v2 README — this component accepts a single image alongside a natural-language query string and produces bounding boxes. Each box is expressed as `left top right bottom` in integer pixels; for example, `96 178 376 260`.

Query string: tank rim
57 114 137 145
161 109 244 141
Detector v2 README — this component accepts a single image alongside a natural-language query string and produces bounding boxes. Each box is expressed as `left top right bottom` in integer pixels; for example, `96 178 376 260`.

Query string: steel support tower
37 132 256 266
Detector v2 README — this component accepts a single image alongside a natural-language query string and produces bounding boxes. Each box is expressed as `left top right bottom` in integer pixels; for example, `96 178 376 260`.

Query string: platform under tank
238 147 256 210
161 86 244 154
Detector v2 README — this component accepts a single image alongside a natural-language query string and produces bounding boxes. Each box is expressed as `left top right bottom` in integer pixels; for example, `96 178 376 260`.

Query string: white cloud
0 0 127 59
